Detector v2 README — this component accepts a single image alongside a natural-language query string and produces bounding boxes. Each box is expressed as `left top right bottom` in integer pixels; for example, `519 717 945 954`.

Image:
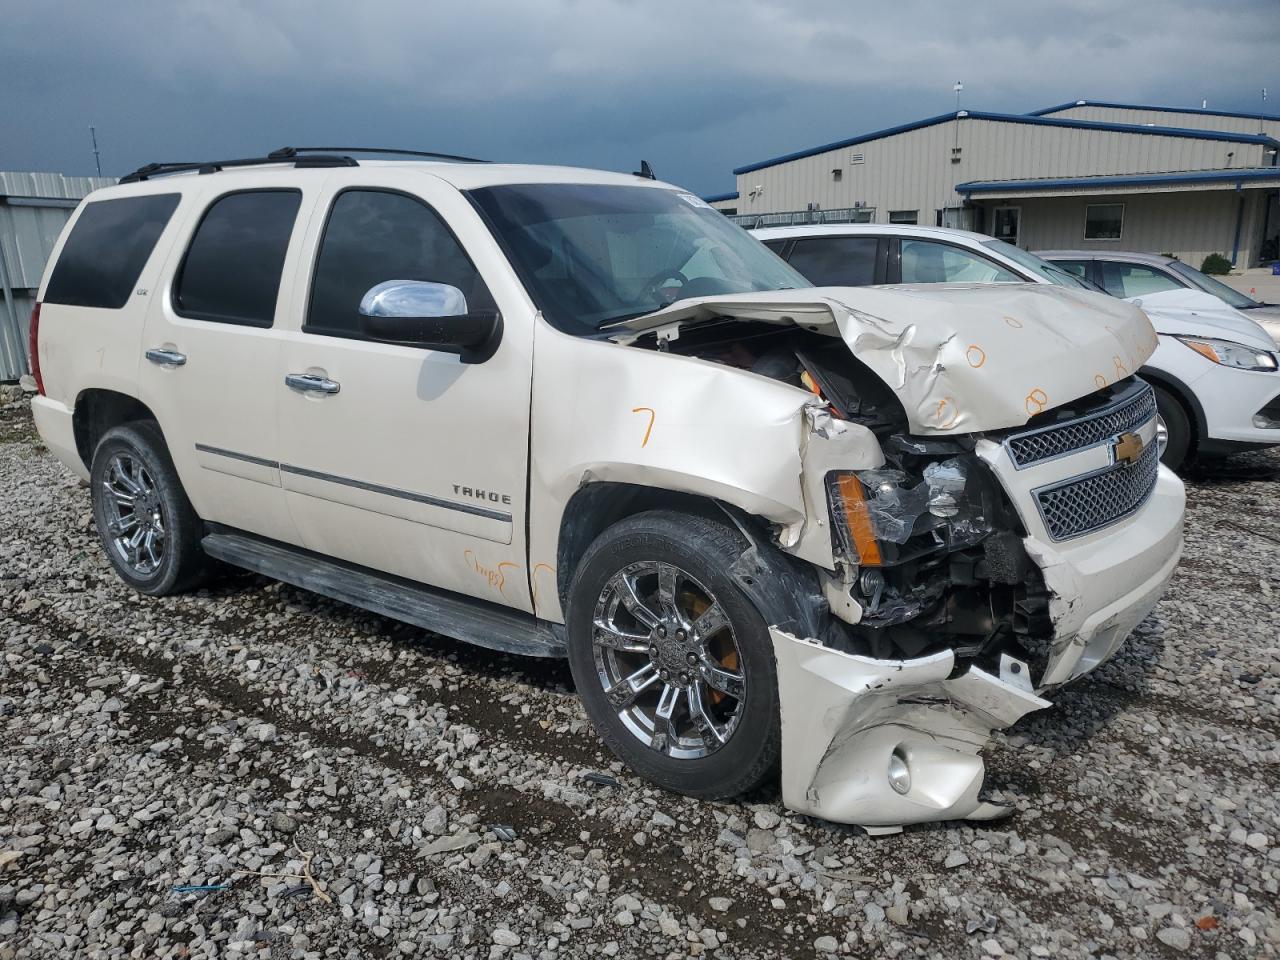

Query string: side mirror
358 280 502 364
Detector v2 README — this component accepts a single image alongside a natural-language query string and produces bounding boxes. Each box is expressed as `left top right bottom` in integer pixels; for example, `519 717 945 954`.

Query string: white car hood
1126 288 1276 351
609 283 1157 435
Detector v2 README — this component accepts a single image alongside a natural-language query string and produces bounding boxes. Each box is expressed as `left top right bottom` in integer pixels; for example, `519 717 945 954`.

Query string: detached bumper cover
773 630 1050 834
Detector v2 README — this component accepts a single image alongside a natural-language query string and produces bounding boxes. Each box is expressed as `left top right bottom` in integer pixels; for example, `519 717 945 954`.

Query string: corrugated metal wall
1040 104 1280 144
0 171 114 380
731 116 1269 222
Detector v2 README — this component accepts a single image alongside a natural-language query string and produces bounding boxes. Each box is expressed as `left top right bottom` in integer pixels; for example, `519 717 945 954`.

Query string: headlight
826 457 993 567
1176 336 1278 371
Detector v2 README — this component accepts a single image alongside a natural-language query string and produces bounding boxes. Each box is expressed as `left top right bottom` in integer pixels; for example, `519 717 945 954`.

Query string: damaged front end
611 286 1177 832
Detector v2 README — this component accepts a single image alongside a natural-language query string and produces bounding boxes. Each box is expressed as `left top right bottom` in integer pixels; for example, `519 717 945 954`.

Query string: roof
701 191 739 203
750 223 995 244
956 167 1280 195
1030 99 1280 124
94 160 678 198
1037 250 1178 266
732 110 1280 175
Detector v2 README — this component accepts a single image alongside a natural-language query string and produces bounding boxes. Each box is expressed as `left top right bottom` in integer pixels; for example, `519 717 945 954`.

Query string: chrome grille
1006 384 1156 468
1035 439 1160 541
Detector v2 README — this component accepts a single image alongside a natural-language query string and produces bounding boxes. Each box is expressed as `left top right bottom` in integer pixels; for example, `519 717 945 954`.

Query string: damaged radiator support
770 627 1051 834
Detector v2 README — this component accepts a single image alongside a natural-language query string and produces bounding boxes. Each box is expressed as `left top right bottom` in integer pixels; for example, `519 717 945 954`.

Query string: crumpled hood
609 283 1157 435
1125 288 1276 351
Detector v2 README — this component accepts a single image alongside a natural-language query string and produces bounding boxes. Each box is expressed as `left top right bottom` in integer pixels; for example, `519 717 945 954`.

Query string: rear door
274 172 536 610
138 184 313 545
784 235 885 286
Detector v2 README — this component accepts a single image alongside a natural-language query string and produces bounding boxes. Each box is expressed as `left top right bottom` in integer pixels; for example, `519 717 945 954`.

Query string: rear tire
1152 385 1191 470
566 510 780 799
89 421 209 596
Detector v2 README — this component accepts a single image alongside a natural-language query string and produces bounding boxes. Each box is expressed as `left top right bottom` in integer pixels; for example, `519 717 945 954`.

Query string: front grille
1006 383 1156 468
1034 439 1160 541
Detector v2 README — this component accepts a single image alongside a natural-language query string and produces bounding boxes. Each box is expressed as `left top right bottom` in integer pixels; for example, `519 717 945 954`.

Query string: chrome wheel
101 452 165 576
1155 414 1169 456
592 561 746 759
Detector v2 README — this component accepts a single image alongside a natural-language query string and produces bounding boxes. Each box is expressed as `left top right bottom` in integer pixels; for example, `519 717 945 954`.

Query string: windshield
1167 260 1262 309
467 183 806 334
980 239 1091 289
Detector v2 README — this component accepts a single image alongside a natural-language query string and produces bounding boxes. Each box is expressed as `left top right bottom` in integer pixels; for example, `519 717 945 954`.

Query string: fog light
887 749 911 795
1253 413 1280 430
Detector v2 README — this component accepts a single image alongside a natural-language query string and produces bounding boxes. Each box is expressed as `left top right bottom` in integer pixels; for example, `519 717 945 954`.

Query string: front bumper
773 413 1185 833
1186 358 1280 447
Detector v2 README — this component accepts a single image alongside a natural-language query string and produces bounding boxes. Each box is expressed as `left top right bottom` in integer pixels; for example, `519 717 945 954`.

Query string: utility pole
90 125 102 177
1262 88 1269 136
954 80 963 114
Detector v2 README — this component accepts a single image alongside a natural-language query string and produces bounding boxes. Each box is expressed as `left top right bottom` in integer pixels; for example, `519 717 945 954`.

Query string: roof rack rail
119 153 357 184
269 146 487 163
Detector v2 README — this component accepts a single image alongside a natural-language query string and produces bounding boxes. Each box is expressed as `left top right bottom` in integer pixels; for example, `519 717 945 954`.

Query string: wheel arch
73 388 164 471
555 481 828 641
1138 368 1204 442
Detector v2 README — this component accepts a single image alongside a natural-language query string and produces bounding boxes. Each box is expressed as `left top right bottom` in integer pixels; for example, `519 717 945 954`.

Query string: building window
1085 203 1124 240
831 168 843 182
889 210 918 225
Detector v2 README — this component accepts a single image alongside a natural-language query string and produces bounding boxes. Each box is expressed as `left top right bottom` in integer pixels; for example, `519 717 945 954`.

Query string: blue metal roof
731 110 1279 175
701 191 739 203
1030 99 1280 123
955 168 1280 195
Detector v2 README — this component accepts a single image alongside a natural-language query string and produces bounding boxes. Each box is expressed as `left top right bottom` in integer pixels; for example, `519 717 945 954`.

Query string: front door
992 206 1020 246
275 174 536 611
139 185 311 546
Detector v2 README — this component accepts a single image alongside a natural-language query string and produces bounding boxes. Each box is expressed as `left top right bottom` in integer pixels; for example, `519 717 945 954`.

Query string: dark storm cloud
1 0 1277 194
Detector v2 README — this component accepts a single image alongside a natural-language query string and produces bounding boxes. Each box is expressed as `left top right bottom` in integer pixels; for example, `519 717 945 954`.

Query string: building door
992 206 1020 246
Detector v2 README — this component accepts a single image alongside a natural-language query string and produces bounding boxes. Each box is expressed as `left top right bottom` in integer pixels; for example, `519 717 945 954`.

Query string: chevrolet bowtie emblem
1113 431 1144 465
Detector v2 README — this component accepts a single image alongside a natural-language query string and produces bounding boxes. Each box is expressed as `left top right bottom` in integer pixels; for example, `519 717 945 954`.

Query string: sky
2 0 1278 196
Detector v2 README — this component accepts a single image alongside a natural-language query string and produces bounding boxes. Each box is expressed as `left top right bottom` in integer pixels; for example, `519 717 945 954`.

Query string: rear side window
306 189 493 338
174 190 301 327
787 237 879 286
1051 259 1090 279
44 194 180 309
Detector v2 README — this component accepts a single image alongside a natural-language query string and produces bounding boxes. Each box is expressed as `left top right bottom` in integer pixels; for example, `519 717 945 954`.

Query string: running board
201 530 566 658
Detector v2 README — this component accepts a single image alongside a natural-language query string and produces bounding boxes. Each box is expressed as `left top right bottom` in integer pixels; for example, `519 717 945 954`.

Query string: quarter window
174 190 301 326
1085 204 1124 240
787 237 879 286
44 194 180 309
899 240 1021 284
307 190 493 338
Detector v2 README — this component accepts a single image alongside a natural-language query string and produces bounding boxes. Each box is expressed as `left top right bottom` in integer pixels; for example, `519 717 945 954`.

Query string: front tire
1152 385 1191 470
566 510 780 799
90 421 209 596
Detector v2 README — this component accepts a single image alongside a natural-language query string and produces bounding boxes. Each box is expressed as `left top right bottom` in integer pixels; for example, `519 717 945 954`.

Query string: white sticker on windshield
676 192 713 210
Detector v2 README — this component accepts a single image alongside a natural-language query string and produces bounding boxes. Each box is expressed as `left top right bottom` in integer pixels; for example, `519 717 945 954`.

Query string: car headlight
826 457 994 567
1176 336 1278 371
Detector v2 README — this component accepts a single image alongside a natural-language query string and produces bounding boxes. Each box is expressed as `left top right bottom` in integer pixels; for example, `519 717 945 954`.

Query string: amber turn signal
833 473 883 566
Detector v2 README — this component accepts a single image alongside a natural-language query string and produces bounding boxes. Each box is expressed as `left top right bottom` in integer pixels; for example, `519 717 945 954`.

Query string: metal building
0 171 113 381
708 100 1280 269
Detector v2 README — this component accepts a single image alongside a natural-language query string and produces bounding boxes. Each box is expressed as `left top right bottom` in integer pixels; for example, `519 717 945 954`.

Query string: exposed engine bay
629 316 1057 680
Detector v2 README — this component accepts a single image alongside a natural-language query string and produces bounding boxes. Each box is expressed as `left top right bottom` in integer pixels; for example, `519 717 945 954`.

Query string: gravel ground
1 395 1278 959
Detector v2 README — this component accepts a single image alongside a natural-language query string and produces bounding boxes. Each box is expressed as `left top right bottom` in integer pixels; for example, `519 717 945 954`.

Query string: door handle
285 373 341 395
145 347 187 367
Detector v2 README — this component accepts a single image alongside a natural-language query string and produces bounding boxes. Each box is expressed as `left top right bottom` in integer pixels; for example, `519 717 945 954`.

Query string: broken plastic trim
771 627 1050 834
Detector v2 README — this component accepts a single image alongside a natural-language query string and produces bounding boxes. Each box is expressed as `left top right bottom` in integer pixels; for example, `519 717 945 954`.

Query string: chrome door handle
145 348 186 367
285 373 341 395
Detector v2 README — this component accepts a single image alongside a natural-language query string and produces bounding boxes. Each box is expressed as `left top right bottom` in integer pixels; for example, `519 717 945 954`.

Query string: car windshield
467 183 806 334
979 239 1092 288
1166 260 1262 309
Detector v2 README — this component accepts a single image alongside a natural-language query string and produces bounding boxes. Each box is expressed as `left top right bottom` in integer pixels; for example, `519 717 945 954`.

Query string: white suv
30 150 1184 833
754 223 1280 470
